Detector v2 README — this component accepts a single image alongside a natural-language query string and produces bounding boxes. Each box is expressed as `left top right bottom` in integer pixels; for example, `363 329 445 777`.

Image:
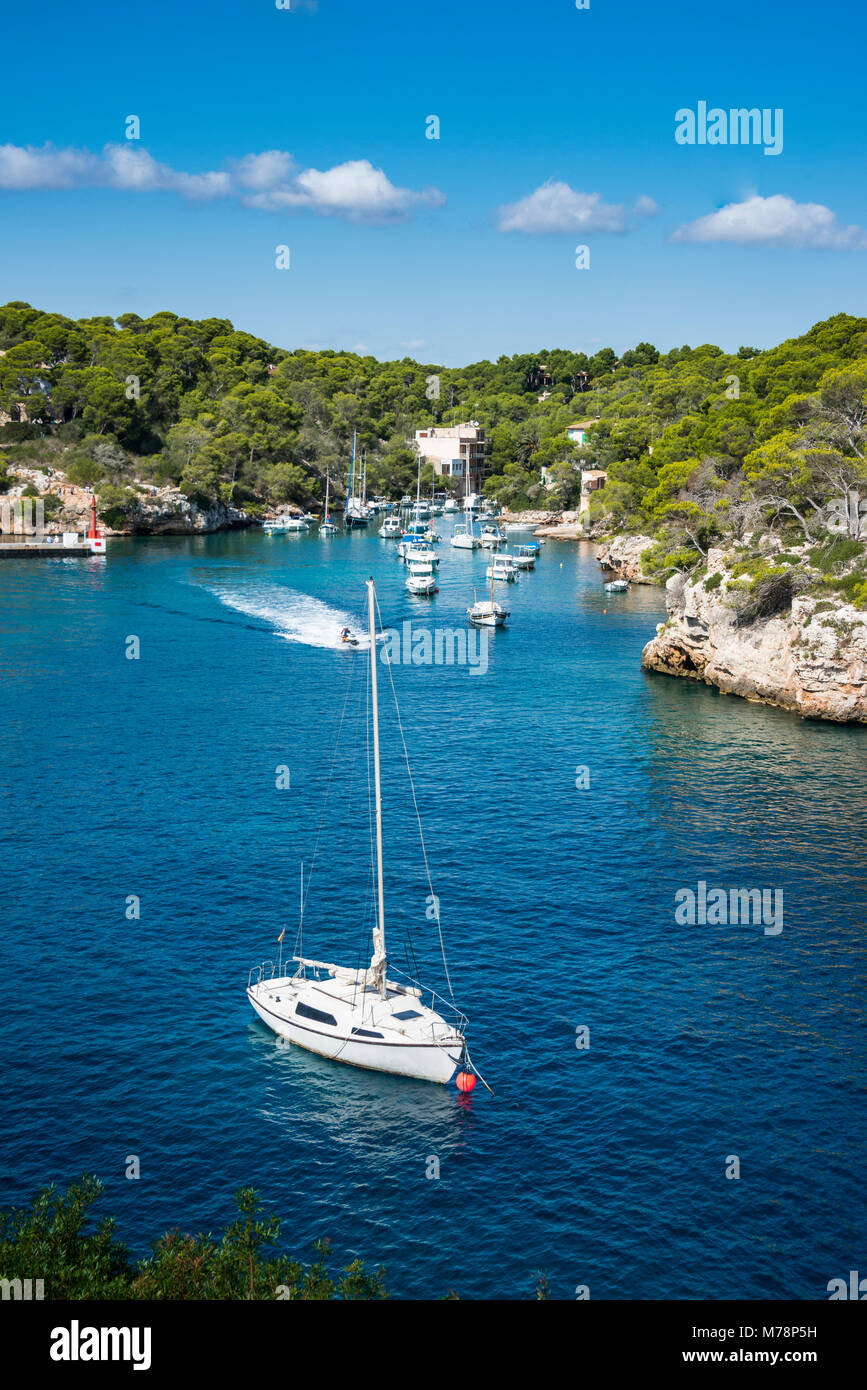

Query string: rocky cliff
597 534 656 581
114 485 252 534
641 549 867 723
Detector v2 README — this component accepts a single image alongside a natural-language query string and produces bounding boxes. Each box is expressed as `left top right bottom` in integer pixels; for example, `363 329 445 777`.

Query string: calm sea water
1 523 865 1299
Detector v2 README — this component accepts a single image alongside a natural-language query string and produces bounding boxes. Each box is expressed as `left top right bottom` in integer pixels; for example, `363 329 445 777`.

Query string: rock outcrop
641 549 867 723
115 486 251 534
597 534 655 582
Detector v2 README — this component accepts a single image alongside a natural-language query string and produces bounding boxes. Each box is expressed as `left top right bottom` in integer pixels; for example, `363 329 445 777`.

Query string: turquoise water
1 523 865 1298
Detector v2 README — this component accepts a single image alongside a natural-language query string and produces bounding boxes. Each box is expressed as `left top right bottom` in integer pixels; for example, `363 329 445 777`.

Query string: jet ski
339 626 361 647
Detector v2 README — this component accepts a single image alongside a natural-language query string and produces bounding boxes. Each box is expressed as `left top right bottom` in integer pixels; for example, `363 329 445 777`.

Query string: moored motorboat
485 555 518 583
479 524 505 548
406 556 438 595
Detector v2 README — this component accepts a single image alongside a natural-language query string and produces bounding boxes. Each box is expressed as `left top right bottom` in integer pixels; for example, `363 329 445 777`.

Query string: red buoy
456 1071 476 1092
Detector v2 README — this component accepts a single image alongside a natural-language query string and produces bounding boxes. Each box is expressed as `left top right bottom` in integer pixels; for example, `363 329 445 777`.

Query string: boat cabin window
392 1009 422 1021
296 1002 338 1027
351 1027 384 1038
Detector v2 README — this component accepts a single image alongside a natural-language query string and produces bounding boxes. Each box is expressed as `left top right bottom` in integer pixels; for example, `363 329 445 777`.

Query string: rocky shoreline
1 467 313 535
640 548 867 724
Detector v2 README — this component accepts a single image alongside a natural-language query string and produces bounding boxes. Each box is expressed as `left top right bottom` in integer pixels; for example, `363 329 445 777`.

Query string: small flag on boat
278 928 285 943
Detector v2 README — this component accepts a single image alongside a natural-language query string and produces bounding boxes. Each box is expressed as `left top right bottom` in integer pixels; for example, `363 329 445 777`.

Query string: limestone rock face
123 487 250 534
641 552 867 723
597 534 655 582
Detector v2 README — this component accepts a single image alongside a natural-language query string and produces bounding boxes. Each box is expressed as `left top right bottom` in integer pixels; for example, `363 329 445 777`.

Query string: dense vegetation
0 1177 388 1300
1 302 866 606
0 1177 553 1299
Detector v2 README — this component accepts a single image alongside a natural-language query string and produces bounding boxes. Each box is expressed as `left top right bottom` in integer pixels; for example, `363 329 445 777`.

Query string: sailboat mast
367 579 387 986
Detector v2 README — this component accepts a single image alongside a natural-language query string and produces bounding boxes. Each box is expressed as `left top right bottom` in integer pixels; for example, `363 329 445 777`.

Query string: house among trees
414 422 488 497
566 418 600 446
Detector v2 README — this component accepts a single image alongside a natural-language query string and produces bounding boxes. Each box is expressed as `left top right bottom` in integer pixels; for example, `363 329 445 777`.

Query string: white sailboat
450 514 479 550
319 473 338 537
344 432 370 528
247 580 473 1086
467 560 510 628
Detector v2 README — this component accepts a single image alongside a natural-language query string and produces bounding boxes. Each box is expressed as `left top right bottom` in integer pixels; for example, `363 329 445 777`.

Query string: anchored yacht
247 579 473 1086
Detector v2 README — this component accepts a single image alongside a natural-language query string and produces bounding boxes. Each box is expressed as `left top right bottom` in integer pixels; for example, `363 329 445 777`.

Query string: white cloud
229 150 296 191
243 159 444 222
0 142 443 223
497 181 626 234
671 194 867 249
633 194 659 217
0 142 102 189
0 142 231 198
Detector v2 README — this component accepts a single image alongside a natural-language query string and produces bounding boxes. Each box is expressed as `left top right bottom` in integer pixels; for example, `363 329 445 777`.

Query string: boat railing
248 959 278 989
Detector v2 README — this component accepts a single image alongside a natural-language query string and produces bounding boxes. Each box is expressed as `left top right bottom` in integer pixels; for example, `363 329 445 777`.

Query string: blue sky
1 0 865 363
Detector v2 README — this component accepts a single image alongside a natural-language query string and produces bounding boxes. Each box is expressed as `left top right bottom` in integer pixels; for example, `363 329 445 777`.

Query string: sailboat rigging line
405 926 423 995
463 1046 495 1096
373 589 455 1003
365 650 377 935
300 627 363 924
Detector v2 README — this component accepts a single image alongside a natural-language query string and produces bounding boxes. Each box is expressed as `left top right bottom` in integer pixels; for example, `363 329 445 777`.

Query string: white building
414 422 487 497
566 418 599 446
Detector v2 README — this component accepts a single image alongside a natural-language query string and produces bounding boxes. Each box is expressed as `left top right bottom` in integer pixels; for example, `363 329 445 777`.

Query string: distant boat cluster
259 438 560 627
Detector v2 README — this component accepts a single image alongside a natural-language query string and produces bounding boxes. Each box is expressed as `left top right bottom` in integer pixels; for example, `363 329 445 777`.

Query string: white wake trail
210 585 368 649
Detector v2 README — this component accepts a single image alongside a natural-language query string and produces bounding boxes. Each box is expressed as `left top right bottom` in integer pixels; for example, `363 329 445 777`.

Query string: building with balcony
414 422 488 497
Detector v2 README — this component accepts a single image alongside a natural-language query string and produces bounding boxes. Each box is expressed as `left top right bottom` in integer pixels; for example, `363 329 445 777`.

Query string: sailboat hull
247 979 463 1083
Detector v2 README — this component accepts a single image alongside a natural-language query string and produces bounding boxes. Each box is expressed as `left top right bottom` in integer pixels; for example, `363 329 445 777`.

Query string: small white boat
485 556 518 583
513 545 536 570
604 578 630 593
479 524 505 549
467 598 509 627
400 540 440 567
450 525 479 551
505 521 534 533
406 557 438 595
380 516 403 539
444 498 459 513
468 565 509 627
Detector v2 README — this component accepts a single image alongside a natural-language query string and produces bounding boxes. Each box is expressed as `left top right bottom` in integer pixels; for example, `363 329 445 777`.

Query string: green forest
1 301 866 601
